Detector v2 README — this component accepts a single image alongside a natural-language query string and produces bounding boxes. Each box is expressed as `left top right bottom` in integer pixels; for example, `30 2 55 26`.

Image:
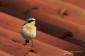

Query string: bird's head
26 18 36 23
25 18 36 25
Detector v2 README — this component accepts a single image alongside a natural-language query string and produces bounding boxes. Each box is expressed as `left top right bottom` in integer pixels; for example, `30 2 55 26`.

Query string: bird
21 18 36 52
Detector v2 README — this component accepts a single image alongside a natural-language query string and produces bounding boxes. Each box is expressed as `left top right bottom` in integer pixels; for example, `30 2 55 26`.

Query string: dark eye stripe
28 20 34 23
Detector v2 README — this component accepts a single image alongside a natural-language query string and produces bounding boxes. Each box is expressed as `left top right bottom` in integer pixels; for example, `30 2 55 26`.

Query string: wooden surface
0 0 85 56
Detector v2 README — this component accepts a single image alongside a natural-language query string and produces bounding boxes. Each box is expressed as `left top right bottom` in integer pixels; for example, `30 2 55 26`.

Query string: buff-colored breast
21 22 36 40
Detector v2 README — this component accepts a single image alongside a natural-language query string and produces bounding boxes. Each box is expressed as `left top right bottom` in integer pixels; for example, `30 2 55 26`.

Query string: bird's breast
21 26 36 40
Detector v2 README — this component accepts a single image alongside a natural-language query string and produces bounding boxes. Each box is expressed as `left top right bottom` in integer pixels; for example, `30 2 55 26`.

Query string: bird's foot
24 40 30 46
29 49 37 53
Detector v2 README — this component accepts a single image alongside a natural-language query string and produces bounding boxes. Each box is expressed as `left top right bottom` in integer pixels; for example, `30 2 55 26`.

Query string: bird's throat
24 22 35 31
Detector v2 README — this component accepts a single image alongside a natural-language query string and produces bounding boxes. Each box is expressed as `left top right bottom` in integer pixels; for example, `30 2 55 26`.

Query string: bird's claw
29 49 37 53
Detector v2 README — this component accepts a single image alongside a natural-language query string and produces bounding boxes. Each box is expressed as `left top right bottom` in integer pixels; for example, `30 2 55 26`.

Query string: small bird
21 18 36 48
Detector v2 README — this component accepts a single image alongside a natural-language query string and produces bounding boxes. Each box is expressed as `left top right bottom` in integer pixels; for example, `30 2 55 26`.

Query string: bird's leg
31 40 34 48
29 40 37 53
24 40 29 46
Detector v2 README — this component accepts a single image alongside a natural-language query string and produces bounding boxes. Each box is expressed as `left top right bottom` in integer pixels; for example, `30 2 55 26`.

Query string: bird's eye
28 20 31 23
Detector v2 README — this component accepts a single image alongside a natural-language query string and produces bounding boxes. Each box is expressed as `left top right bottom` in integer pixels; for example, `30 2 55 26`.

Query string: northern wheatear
21 18 36 48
